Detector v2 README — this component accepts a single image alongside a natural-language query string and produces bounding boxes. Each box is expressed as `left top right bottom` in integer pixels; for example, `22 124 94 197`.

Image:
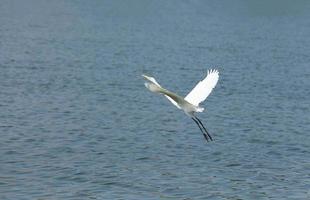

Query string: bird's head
144 82 162 92
142 74 163 93
142 74 155 83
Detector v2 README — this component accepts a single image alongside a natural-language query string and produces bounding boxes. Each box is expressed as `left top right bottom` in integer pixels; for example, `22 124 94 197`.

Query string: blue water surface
1 0 310 199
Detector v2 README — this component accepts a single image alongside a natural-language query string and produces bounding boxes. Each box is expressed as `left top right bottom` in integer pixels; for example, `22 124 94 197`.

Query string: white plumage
142 69 219 142
185 69 219 108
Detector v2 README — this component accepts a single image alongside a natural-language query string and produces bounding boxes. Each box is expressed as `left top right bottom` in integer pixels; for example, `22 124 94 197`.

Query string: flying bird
142 69 219 141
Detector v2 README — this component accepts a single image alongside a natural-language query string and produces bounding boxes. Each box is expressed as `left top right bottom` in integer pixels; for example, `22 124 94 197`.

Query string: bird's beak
142 74 150 80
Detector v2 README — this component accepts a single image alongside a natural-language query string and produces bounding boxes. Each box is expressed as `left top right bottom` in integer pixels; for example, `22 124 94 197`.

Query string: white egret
142 69 219 141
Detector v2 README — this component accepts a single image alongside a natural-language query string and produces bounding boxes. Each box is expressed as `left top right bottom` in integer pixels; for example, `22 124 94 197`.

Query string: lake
0 0 310 199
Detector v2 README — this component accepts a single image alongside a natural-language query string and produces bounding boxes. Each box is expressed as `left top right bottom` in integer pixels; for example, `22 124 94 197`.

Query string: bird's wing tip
207 69 219 75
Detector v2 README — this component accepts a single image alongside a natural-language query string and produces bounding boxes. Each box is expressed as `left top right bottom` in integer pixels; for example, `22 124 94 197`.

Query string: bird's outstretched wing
184 69 219 106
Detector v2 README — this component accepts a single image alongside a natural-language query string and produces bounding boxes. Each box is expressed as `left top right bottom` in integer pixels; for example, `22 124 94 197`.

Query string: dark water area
1 0 310 199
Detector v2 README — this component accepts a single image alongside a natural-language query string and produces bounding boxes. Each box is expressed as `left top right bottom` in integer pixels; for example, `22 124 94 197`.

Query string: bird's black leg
194 116 213 141
192 117 209 142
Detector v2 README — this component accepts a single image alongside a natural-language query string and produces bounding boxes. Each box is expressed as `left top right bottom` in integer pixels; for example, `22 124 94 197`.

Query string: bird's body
143 69 219 141
144 81 201 114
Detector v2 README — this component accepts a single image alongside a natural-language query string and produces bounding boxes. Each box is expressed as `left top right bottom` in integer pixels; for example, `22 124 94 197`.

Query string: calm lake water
1 0 310 199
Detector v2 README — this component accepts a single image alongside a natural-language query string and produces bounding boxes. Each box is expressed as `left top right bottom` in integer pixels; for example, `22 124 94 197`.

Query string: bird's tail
196 107 204 112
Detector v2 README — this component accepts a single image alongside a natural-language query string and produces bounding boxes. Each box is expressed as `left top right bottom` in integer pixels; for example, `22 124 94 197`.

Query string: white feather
184 69 219 106
142 70 219 142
